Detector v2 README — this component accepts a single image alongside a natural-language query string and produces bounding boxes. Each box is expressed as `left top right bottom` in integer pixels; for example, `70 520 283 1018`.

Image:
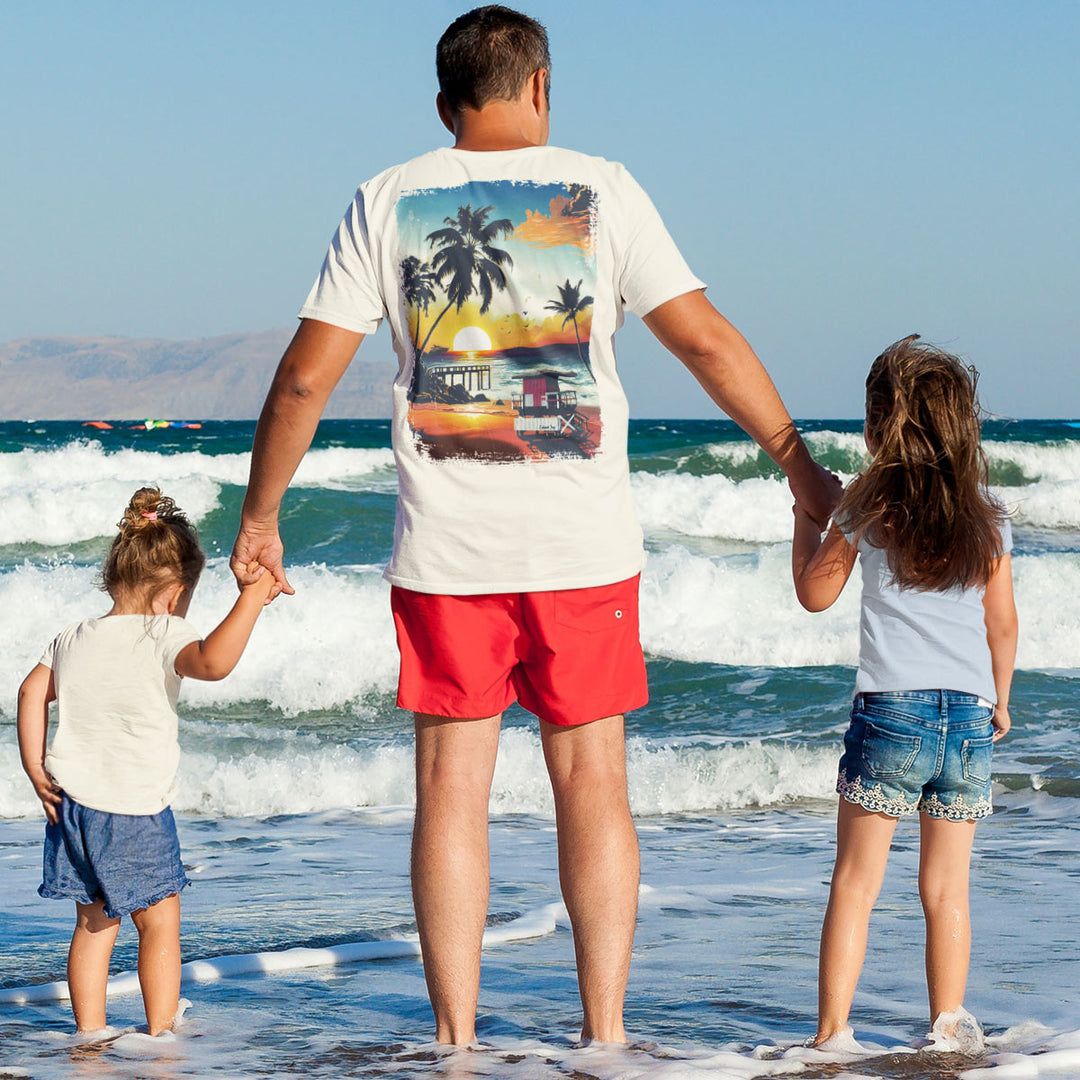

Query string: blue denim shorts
40 794 189 918
837 690 995 821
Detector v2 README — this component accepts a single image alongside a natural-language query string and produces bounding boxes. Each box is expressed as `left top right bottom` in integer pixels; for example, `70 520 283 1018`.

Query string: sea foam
0 440 396 545
0 720 838 820
1 545 1076 730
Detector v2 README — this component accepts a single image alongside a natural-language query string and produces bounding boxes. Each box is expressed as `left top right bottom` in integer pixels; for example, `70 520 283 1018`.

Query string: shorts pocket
861 722 921 779
553 580 637 632
961 734 995 785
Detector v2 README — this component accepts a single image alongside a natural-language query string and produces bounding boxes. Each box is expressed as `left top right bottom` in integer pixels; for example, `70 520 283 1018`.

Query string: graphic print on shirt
397 180 600 463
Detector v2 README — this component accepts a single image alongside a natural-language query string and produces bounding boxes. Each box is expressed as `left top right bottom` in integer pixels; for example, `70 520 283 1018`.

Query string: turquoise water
1 419 1078 1078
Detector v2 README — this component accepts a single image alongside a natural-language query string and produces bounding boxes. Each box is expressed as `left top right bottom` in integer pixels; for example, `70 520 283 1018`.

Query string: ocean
1 417 1078 1080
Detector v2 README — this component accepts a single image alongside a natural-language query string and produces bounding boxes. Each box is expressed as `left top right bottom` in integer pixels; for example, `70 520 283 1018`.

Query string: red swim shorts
391 575 648 727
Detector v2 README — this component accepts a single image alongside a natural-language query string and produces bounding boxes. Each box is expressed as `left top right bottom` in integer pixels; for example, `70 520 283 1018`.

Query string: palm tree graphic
416 204 514 360
546 279 595 380
400 255 438 350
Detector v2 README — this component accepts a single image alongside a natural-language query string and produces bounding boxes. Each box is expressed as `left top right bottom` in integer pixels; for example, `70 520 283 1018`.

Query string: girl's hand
240 562 282 607
28 768 61 825
992 704 1011 742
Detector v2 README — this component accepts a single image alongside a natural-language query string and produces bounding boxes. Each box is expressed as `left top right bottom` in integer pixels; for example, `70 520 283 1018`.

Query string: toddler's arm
175 566 279 682
791 506 857 611
17 664 61 824
983 552 1018 740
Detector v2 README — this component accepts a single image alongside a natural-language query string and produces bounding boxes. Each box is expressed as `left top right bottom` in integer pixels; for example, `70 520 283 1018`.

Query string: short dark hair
437 5 550 113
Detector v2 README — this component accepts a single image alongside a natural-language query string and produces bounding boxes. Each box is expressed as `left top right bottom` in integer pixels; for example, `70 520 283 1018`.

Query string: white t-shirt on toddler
41 614 201 816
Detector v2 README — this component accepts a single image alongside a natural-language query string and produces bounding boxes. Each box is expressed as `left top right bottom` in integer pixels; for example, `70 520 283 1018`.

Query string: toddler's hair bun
120 487 180 531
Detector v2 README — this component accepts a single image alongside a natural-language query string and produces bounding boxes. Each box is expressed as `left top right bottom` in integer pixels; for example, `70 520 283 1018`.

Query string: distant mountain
0 330 393 419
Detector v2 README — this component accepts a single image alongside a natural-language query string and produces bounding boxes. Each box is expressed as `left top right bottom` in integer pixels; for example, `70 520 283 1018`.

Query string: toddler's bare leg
130 893 182 1035
68 900 121 1032
919 814 977 1026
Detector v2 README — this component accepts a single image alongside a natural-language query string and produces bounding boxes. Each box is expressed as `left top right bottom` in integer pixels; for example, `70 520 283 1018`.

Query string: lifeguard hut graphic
512 371 595 447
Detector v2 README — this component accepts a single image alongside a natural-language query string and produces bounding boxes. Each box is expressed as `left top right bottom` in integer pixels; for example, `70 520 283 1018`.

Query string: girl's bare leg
814 800 898 1044
919 814 977 1026
130 893 182 1035
68 900 121 1031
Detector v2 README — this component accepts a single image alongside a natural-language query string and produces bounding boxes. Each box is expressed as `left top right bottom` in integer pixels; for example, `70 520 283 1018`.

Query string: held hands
789 463 843 530
231 521 294 597
992 703 1011 742
238 560 284 607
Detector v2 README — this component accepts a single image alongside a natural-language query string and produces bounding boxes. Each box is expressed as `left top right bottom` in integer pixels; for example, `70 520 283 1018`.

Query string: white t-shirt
851 519 1013 701
41 615 201 815
299 145 705 594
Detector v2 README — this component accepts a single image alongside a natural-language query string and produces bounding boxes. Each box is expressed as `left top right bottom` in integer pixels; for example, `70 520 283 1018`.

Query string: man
232 5 838 1046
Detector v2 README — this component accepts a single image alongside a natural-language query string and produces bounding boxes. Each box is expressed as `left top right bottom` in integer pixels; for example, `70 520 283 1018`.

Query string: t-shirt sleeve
163 617 203 672
297 188 387 334
613 164 707 318
999 516 1014 556
39 634 59 669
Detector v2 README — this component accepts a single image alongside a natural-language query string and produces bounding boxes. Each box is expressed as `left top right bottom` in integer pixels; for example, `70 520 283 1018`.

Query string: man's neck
452 106 546 151
441 79 550 151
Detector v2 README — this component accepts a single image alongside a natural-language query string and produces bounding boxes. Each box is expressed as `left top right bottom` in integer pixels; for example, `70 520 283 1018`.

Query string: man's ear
530 68 549 115
436 91 457 136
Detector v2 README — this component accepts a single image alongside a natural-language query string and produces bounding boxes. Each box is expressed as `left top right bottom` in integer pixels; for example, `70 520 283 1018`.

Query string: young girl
791 336 1018 1045
17 487 279 1036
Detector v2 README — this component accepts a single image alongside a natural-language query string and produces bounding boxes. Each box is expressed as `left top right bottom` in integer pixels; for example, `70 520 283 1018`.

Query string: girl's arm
17 664 61 824
175 569 278 682
792 506 858 612
982 552 1018 741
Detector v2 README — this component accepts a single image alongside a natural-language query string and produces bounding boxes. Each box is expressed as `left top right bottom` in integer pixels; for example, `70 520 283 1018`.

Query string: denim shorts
40 794 189 918
837 690 995 821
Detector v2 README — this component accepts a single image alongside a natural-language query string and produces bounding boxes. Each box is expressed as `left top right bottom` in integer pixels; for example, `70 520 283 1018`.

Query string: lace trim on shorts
920 790 993 821
837 772 993 821
836 772 918 817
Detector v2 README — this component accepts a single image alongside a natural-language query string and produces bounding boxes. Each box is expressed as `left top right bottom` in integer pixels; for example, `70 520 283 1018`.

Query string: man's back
299 144 703 593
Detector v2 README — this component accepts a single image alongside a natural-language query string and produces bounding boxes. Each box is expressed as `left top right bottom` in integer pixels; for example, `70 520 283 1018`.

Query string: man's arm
643 291 840 525
232 318 365 591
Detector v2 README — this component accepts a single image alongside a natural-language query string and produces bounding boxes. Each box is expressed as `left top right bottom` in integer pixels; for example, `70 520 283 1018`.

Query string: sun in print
452 326 493 352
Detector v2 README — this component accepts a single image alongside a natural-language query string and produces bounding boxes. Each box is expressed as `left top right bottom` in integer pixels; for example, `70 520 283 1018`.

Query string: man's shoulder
357 145 634 194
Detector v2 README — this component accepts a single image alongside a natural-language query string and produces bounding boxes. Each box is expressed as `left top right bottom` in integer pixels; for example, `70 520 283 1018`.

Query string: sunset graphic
396 180 601 463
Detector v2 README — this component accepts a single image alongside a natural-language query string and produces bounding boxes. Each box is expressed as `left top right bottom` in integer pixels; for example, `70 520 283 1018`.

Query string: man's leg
411 711 502 1045
540 714 638 1043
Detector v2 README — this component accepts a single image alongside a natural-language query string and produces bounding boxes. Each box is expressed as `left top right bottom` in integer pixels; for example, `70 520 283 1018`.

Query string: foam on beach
0 905 563 1005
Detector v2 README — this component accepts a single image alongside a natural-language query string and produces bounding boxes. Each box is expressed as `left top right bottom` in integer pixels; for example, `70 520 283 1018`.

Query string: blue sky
3 1 1077 417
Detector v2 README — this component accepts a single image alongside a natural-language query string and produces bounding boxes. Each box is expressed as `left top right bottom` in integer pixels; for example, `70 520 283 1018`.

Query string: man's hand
231 522 294 595
789 464 843 530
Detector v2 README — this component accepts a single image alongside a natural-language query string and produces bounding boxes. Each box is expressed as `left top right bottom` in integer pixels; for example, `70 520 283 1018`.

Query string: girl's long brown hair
836 336 1007 591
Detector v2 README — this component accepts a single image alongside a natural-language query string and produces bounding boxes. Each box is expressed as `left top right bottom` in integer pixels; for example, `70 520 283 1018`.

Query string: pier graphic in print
397 180 600 463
